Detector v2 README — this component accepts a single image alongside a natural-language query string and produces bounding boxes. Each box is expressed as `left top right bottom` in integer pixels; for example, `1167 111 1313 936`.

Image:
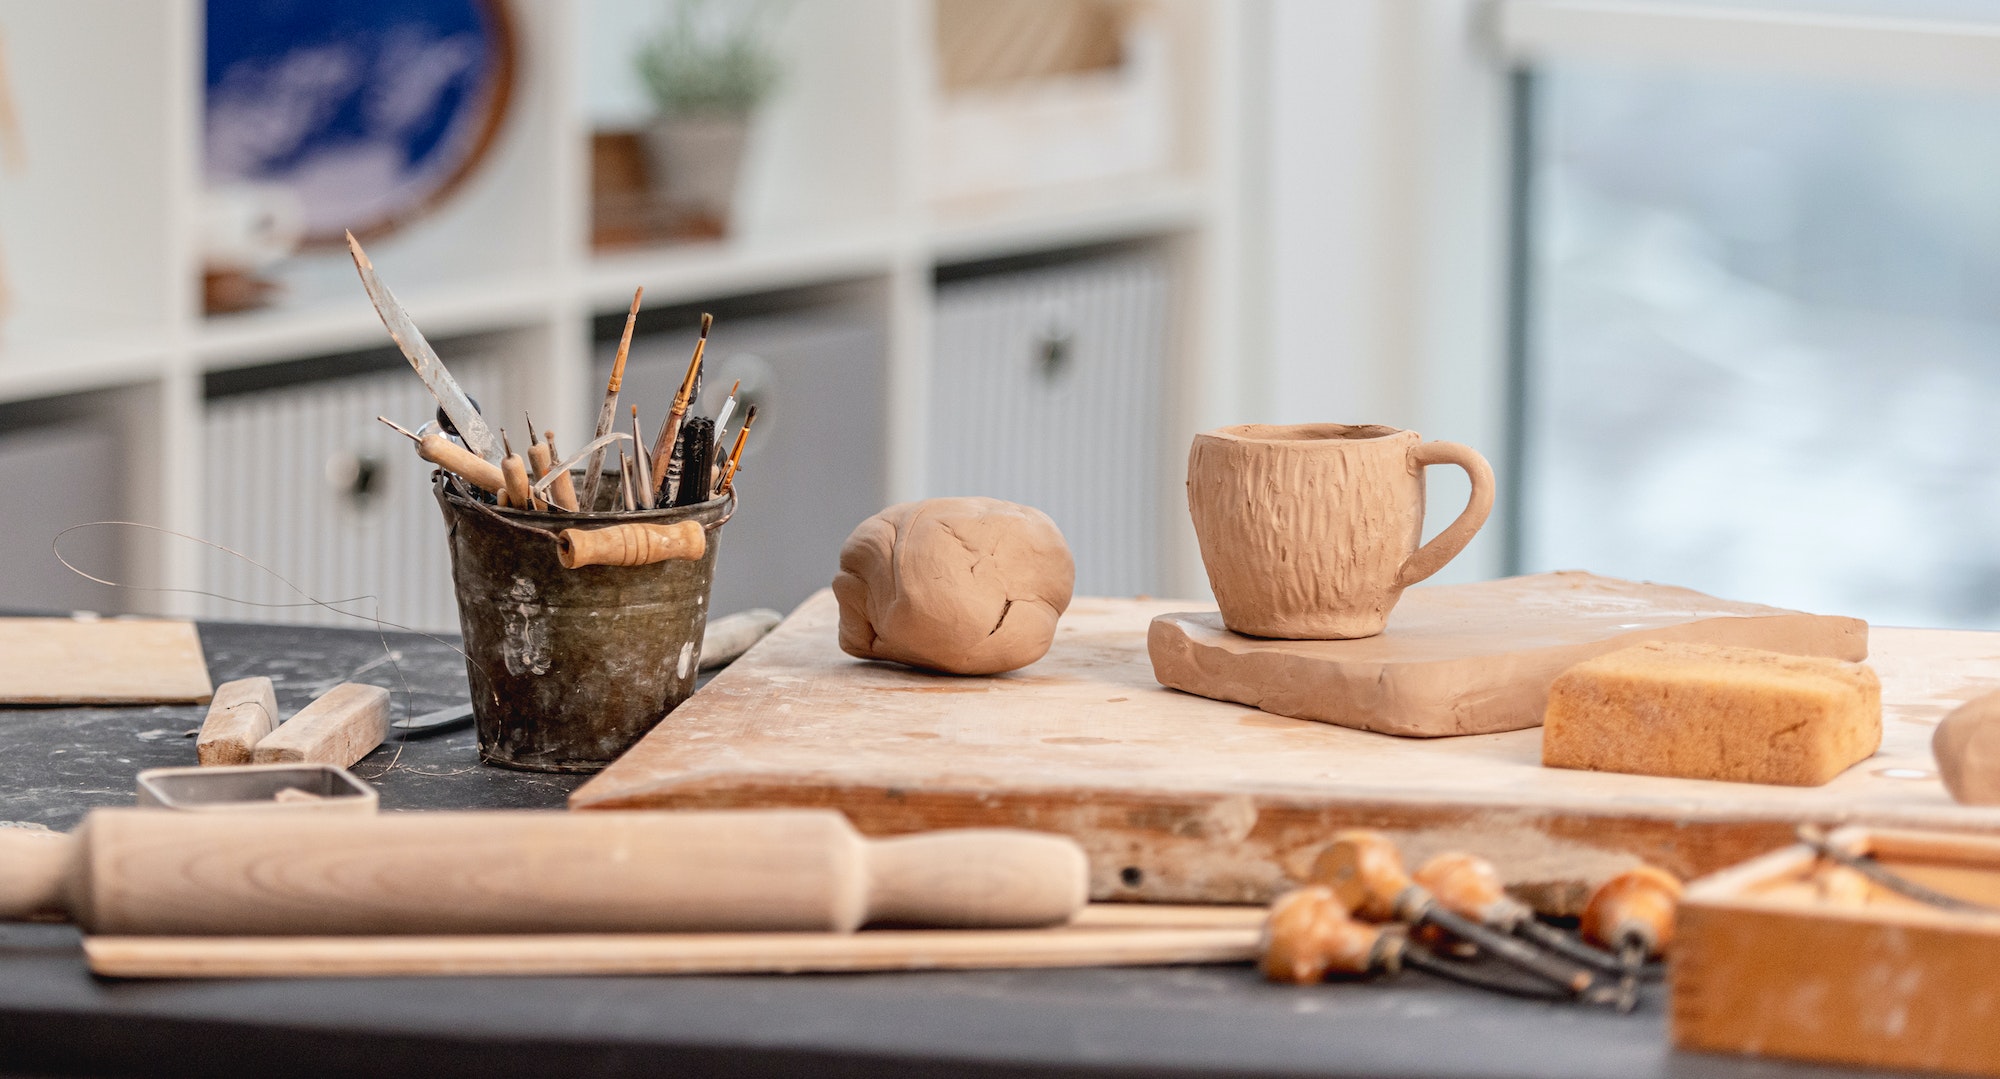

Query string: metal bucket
434 474 731 773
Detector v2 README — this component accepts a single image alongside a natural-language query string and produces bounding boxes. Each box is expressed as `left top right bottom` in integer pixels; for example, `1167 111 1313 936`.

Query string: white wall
1248 0 1511 581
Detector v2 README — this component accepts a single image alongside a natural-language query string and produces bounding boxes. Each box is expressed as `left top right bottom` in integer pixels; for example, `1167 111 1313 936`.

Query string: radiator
930 249 1172 597
201 360 501 633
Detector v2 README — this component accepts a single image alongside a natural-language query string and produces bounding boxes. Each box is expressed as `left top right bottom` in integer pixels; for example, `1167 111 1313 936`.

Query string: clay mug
1186 424 1495 639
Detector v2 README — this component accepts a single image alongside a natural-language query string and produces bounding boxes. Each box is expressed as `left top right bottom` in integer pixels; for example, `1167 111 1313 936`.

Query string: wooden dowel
557 521 706 569
584 287 643 510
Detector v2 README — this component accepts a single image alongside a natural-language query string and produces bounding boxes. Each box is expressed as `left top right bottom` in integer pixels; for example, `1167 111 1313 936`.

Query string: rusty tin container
434 474 730 773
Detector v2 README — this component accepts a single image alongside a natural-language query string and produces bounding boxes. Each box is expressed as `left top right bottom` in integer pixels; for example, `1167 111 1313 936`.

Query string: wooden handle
502 454 538 511
25 809 1087 936
1414 852 1527 928
1580 865 1682 956
1260 886 1386 984
863 829 1087 928
558 521 706 569
417 434 505 495
0 829 73 921
1310 830 1411 922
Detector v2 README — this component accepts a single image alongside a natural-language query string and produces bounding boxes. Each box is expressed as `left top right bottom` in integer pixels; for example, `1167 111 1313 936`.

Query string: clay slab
1147 572 1868 737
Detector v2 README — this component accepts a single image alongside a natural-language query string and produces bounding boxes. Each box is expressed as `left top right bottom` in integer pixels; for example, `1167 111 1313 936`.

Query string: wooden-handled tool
558 521 705 569
1579 864 1681 1010
378 417 504 495
1312 830 1600 995
1414 852 1629 979
0 808 1088 936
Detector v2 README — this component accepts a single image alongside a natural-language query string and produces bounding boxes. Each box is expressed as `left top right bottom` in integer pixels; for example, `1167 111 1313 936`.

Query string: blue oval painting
204 0 514 243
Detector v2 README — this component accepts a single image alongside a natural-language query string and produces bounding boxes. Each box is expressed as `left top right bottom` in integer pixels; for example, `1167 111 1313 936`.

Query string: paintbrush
712 379 742 448
719 404 756 494
584 287 644 510
650 312 710 497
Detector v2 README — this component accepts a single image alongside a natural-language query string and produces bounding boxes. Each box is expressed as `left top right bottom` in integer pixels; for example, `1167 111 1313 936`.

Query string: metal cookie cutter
135 763 378 814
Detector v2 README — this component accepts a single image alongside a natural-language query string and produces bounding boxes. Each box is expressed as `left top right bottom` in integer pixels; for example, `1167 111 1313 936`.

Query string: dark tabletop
0 621 1914 1079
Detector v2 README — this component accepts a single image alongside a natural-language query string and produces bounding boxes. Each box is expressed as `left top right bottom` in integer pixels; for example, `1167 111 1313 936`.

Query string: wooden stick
84 924 1261 980
650 312 710 493
583 287 644 510
719 404 756 494
618 451 636 512
630 405 654 510
543 432 580 512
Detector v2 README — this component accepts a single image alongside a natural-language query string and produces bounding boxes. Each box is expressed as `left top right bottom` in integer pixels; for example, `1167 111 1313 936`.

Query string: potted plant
634 0 787 234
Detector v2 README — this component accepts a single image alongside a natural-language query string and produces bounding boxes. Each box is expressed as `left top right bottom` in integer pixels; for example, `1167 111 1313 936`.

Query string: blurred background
0 0 1995 631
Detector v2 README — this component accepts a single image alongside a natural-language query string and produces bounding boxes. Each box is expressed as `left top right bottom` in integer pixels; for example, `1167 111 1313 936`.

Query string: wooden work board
573 590 2000 912
0 618 212 705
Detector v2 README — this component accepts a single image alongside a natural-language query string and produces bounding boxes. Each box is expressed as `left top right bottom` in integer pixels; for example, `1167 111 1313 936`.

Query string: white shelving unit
0 0 1243 616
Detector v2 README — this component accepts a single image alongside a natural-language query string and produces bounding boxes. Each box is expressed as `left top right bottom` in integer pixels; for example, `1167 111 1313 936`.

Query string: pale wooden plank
0 619 212 705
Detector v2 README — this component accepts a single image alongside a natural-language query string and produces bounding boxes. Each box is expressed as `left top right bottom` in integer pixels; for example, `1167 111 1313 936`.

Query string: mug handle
1396 441 1496 588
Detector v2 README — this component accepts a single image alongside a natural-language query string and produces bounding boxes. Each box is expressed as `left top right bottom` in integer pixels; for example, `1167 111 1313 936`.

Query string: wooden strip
1069 904 1266 929
252 683 388 768
84 925 1261 980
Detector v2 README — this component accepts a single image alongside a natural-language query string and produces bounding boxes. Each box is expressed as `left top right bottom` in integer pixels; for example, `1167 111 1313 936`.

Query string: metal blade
530 431 631 498
346 232 500 462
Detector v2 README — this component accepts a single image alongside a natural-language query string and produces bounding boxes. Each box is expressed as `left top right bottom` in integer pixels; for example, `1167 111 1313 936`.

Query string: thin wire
53 520 468 778
1798 825 1997 915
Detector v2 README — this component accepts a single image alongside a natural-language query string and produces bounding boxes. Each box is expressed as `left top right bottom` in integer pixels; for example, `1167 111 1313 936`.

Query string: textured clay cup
1187 424 1495 639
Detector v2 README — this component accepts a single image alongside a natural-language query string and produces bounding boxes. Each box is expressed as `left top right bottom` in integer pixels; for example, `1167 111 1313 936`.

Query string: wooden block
1147 572 1869 737
252 683 388 767
195 677 278 766
1543 642 1881 786
0 618 212 705
1674 828 2000 1076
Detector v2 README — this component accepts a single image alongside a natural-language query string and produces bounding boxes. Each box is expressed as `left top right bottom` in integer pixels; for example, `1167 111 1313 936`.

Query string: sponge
1542 641 1880 786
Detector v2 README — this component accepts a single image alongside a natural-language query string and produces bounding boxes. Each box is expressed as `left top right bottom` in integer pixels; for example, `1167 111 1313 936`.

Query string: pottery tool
137 764 378 815
196 677 279 767
1413 852 1629 978
346 232 498 462
1260 887 1575 1001
1578 864 1681 1010
499 431 541 511
0 809 1088 935
619 451 636 512
583 287 644 510
558 521 705 569
673 417 716 507
542 431 581 512
712 379 742 446
0 618 212 705
630 405 655 510
252 683 389 769
651 312 711 497
718 404 755 494
528 431 630 503
1312 831 1601 995
377 416 506 496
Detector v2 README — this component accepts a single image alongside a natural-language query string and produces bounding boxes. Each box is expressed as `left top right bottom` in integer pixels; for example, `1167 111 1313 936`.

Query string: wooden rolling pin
558 521 705 569
0 809 1086 936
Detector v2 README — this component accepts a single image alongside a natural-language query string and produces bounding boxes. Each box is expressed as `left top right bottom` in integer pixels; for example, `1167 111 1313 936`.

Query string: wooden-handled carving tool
1312 830 1602 996
529 431 630 503
584 287 643 510
557 521 705 569
500 432 539 511
651 311 710 496
1259 886 1569 1000
347 233 499 462
1414 852 1628 977
378 417 506 495
0 809 1089 935
1580 864 1681 1008
542 431 580 512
